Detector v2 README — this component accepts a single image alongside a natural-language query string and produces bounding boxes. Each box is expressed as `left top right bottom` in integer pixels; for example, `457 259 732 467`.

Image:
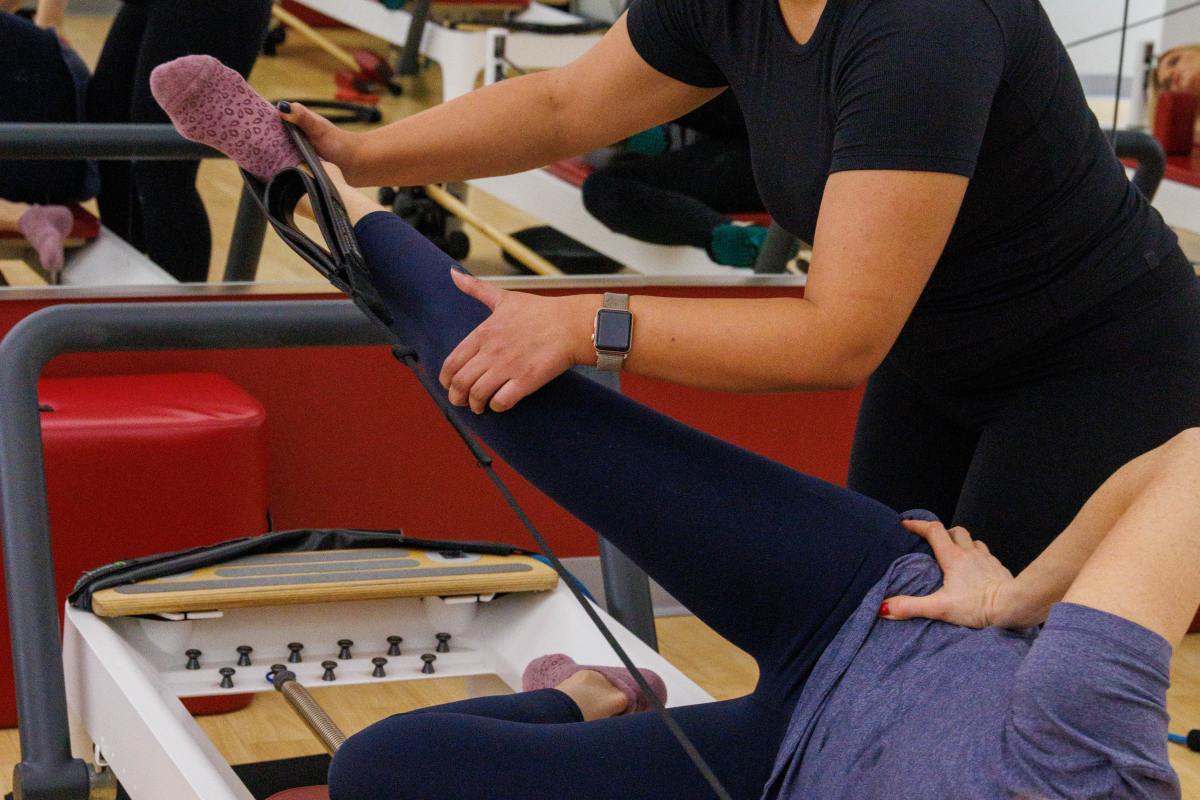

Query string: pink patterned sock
522 654 668 715
18 205 74 273
149 55 302 181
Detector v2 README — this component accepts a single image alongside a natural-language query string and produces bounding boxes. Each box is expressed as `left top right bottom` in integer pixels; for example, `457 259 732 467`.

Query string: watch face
594 309 633 352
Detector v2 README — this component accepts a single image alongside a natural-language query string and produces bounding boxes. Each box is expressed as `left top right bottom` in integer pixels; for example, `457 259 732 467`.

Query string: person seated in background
581 92 772 268
1155 44 1200 145
0 6 93 279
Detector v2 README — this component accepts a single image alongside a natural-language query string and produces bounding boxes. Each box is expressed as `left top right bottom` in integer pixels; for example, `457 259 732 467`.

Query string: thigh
848 357 978 522
955 271 1200 571
604 138 761 213
328 693 790 800
360 213 926 704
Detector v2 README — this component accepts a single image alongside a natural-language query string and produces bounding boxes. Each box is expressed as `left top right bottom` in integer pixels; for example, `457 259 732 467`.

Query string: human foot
150 55 302 181
18 205 74 272
522 654 668 718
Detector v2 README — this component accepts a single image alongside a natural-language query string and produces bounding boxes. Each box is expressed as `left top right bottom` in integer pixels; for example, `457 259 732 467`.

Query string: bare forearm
563 294 878 392
352 70 647 188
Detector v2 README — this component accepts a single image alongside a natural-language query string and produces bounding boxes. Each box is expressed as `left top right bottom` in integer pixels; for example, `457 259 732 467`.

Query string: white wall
1043 0 1164 96
1161 0 1200 49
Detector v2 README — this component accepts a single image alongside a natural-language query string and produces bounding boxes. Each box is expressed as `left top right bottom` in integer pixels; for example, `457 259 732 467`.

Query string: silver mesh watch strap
595 292 630 371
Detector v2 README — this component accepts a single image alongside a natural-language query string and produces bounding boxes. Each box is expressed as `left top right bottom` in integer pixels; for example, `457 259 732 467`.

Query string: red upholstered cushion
0 373 269 726
266 787 330 800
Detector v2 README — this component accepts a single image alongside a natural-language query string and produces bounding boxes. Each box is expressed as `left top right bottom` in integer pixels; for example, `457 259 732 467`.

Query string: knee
581 171 627 226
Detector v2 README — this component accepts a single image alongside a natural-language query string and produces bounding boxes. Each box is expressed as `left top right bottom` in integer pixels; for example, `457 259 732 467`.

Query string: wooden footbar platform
90 548 558 617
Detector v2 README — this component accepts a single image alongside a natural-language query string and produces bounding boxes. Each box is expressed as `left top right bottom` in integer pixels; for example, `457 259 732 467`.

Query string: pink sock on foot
18 205 74 273
522 654 668 714
150 55 302 181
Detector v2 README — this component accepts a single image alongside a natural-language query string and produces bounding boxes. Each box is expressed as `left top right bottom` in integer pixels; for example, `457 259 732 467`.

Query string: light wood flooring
0 12 1197 798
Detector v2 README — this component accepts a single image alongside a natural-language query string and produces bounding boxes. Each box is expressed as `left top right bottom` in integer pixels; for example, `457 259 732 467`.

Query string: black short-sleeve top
627 0 1179 381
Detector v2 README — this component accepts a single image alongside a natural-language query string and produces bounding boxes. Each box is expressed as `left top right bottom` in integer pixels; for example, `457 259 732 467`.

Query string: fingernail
277 100 292 113
878 601 890 617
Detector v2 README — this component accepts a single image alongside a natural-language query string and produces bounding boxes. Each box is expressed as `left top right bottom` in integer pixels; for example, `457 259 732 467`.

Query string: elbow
796 344 885 391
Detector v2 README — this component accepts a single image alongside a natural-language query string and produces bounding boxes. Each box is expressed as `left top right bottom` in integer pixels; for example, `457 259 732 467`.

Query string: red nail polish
878 601 890 617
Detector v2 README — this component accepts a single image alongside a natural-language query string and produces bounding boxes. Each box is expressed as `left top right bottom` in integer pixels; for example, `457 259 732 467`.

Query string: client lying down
153 55 1192 800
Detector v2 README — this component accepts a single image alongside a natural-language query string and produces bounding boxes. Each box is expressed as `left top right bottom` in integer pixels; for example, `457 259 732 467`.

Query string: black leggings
0 13 92 203
85 0 272 282
849 247 1200 571
581 137 764 249
326 211 926 799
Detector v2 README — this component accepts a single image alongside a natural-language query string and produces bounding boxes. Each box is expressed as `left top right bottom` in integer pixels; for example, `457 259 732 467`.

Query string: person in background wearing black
82 0 273 282
581 92 770 267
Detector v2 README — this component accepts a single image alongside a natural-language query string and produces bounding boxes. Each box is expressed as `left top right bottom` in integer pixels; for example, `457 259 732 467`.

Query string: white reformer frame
62 584 713 799
0 301 714 800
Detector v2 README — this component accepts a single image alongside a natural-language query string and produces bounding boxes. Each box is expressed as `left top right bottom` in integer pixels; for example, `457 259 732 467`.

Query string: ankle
555 669 629 721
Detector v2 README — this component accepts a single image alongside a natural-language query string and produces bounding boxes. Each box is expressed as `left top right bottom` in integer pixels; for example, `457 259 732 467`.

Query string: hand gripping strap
239 128 733 800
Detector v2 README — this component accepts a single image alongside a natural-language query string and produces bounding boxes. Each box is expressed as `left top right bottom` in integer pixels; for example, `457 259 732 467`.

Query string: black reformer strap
241 125 735 800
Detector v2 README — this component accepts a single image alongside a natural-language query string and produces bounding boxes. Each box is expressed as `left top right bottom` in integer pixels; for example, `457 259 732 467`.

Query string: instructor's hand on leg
440 271 594 414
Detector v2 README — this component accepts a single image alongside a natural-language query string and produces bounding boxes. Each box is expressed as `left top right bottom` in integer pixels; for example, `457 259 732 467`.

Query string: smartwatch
593 292 633 371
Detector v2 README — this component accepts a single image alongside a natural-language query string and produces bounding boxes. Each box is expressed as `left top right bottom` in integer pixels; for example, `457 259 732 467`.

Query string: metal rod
273 671 347 755
0 124 217 160
397 0 434 78
223 183 269 282
0 302 389 799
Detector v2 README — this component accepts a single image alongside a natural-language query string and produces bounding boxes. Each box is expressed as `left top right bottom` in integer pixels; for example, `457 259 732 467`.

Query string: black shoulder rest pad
68 528 536 612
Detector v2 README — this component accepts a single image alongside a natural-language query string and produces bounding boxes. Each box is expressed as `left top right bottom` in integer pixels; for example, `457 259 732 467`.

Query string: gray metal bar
0 124 217 160
0 302 387 800
574 366 658 650
752 222 797 275
223 183 269 282
1110 129 1166 201
397 0 434 78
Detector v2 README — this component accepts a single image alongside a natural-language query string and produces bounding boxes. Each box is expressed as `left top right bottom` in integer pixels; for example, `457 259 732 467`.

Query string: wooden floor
0 12 1198 797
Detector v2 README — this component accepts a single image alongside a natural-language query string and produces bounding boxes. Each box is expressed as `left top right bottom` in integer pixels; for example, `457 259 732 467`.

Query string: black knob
435 632 451 653
372 657 388 678
322 660 338 681
420 653 436 674
387 635 403 656
338 639 354 660
185 649 202 670
219 667 236 689
236 645 253 667
267 664 287 684
287 642 304 663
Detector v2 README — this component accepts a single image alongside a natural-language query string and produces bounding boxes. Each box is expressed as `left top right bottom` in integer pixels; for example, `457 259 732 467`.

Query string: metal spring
278 676 347 755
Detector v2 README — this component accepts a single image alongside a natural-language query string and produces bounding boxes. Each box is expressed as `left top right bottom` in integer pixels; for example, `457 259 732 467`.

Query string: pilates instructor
281 0 1200 572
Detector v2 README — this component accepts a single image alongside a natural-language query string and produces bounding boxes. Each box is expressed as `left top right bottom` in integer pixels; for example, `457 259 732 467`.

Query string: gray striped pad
214 558 419 577
223 549 412 566
114 563 533 594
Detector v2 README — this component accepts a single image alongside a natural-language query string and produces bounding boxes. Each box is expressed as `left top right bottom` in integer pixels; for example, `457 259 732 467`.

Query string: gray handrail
0 123 216 160
1111 129 1167 201
0 302 386 799
0 123 266 280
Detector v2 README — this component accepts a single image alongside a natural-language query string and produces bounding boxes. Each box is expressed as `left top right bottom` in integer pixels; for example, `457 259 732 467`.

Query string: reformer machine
0 301 710 800
0 122 695 799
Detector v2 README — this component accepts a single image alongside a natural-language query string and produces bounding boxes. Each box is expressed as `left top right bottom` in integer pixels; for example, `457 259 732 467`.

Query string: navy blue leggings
327 212 925 800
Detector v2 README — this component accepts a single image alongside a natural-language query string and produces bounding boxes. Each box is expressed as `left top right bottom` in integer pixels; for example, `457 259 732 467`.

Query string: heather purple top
763 554 1179 800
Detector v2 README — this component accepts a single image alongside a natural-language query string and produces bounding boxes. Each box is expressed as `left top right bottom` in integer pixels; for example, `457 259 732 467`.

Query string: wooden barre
271 5 360 72
424 184 564 276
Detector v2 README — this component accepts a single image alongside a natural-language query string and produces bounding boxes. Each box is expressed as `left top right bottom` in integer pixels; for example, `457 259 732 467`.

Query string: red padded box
0 373 270 726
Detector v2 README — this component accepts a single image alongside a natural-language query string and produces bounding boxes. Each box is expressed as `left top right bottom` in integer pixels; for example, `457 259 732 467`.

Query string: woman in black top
282 0 1200 572
85 0 272 282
